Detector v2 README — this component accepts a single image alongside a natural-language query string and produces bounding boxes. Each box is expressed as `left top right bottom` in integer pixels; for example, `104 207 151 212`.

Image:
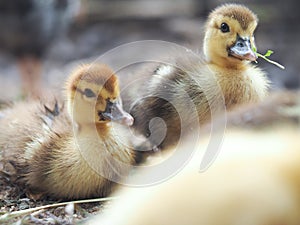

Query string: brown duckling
130 4 269 150
0 63 136 200
88 91 300 225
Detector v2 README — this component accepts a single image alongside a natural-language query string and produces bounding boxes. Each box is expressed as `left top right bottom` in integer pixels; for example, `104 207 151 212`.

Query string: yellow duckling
130 4 269 149
89 91 300 225
0 64 136 200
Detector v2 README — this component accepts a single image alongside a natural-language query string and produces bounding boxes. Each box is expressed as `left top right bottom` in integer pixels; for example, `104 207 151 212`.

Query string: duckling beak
228 36 257 62
101 101 134 126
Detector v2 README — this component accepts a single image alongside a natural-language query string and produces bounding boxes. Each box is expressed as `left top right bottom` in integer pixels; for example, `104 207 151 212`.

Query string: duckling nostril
237 42 244 48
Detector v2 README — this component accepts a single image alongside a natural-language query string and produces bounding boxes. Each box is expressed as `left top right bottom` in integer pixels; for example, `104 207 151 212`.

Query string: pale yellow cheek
212 34 234 55
82 95 95 102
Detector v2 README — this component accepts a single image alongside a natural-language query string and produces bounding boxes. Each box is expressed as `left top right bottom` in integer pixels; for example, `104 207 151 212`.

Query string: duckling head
203 4 258 68
66 64 134 127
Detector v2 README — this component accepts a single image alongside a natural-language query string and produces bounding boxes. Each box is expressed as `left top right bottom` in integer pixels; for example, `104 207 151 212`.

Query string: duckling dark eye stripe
74 87 86 96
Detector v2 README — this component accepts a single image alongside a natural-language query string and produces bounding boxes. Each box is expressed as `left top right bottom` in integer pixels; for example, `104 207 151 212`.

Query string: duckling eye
220 23 230 33
84 88 96 98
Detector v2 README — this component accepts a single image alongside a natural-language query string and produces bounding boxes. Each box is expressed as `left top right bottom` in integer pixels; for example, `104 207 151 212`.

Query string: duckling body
0 64 135 200
130 4 269 149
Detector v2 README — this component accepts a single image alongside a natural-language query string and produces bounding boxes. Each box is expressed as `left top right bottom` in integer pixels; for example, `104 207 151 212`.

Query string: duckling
0 63 136 200
89 91 300 225
130 4 269 150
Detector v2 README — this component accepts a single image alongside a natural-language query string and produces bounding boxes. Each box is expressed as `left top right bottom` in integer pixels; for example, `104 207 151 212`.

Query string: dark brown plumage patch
104 75 118 94
210 4 257 30
71 84 77 92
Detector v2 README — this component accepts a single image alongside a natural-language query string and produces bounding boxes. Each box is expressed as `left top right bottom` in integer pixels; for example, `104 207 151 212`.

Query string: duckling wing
41 100 62 128
0 99 70 187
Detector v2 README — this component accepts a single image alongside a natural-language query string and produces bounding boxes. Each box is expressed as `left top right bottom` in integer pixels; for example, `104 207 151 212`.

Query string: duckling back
0 99 135 200
0 99 70 194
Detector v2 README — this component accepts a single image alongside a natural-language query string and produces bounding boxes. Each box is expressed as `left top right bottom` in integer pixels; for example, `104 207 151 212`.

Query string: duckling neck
207 57 248 71
76 122 110 138
73 122 113 160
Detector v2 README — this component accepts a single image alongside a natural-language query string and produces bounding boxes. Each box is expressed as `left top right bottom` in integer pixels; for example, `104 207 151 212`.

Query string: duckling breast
213 64 270 107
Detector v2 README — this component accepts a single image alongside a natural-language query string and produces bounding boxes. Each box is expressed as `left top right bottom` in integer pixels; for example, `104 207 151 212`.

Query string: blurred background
0 0 299 101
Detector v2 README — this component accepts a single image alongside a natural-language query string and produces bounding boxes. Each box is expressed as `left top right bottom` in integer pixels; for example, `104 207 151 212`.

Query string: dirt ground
0 179 108 224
